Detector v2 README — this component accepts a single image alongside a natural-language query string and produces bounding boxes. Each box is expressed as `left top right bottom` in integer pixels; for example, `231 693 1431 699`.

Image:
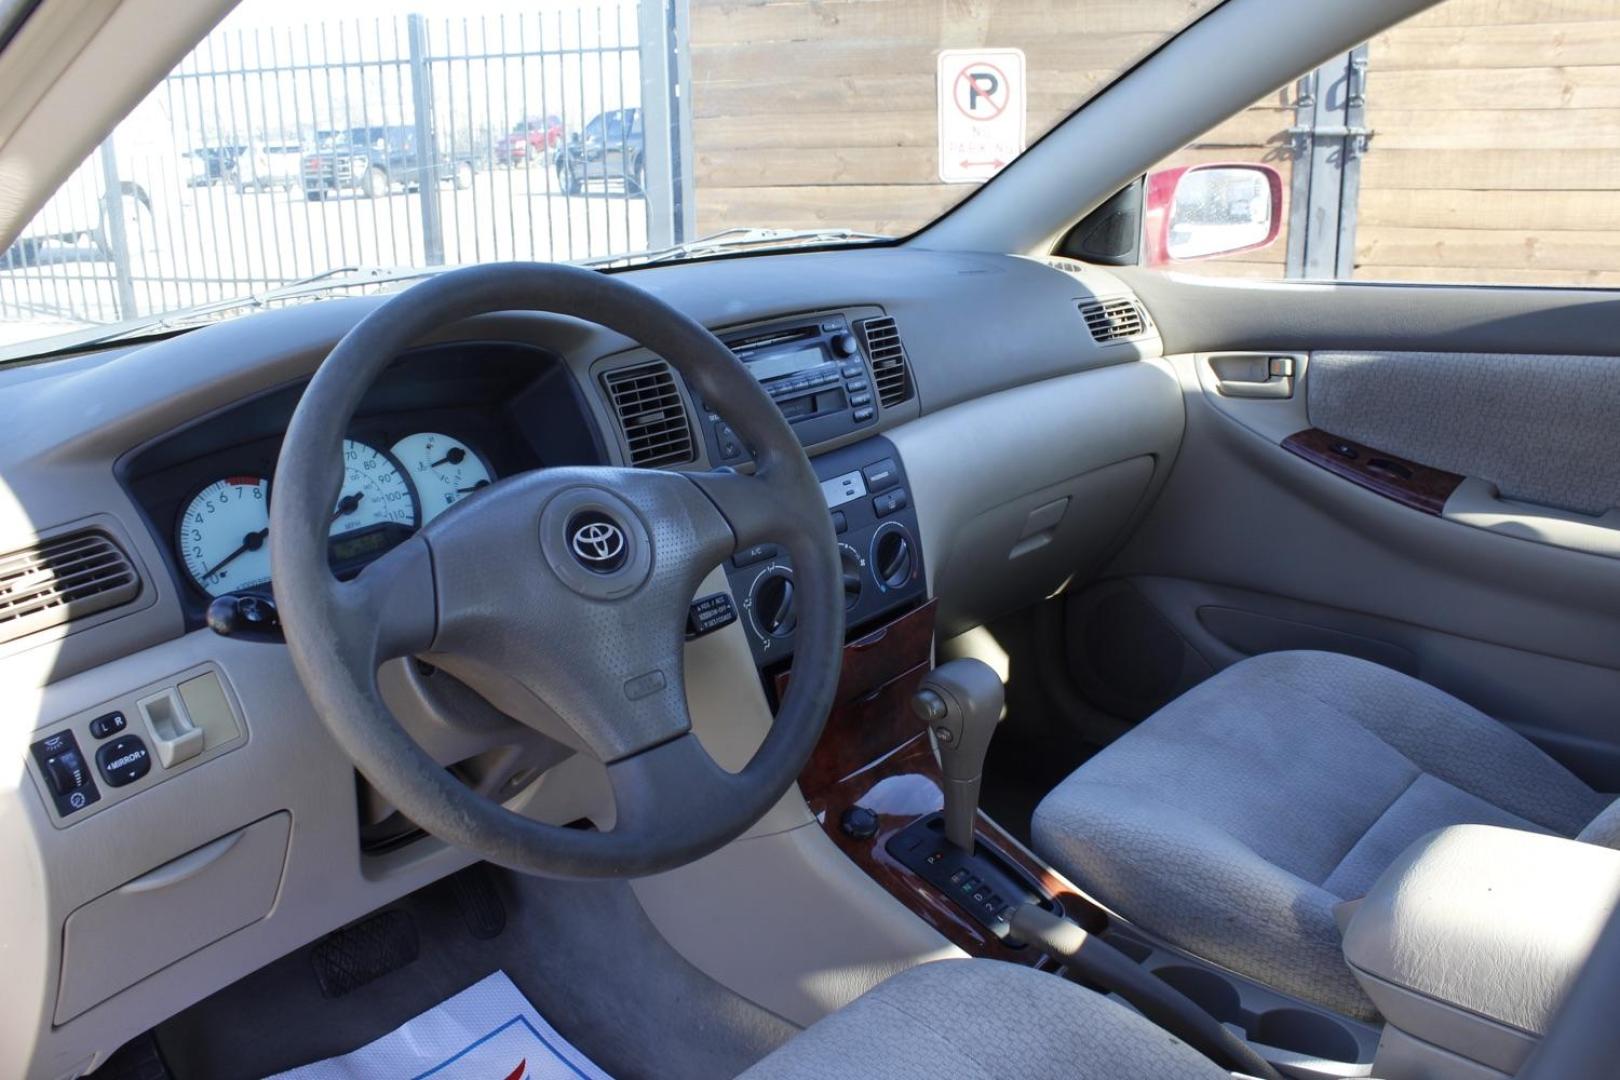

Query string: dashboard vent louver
858 316 914 409
601 360 696 467
0 529 140 645
1080 298 1149 343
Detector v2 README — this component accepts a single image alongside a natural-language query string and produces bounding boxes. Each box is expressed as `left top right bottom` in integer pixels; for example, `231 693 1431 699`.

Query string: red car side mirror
1143 162 1283 265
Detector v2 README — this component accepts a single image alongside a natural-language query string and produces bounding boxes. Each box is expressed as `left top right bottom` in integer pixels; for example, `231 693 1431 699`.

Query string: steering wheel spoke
333 533 438 665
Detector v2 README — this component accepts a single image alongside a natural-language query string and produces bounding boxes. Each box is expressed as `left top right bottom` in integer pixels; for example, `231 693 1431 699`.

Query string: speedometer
330 439 419 539
390 432 494 523
177 477 272 597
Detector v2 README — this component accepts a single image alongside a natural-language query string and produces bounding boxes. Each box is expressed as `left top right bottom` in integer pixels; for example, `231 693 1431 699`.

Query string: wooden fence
688 0 1620 286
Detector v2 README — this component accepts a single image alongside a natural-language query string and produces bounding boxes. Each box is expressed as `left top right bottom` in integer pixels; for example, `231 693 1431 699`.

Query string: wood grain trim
1282 427 1464 515
796 602 1110 965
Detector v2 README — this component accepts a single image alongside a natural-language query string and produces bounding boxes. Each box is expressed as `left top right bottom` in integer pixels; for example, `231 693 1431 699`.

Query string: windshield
0 0 1225 356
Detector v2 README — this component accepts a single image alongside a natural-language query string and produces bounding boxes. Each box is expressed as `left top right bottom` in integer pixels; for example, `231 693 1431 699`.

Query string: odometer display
177 477 271 597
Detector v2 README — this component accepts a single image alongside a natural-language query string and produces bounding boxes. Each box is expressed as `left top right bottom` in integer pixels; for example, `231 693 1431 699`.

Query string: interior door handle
1208 353 1297 399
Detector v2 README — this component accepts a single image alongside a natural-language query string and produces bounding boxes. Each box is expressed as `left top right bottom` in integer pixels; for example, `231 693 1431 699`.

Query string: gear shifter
912 658 1004 853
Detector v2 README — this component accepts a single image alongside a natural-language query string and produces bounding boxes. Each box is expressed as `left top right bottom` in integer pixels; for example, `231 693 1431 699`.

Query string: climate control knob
871 523 917 591
749 568 798 638
839 543 865 610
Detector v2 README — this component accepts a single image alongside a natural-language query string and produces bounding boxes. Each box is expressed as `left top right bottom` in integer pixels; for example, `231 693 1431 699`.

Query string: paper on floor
268 970 613 1080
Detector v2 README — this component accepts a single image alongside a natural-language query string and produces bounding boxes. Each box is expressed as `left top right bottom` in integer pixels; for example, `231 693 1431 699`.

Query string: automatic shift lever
912 658 1004 853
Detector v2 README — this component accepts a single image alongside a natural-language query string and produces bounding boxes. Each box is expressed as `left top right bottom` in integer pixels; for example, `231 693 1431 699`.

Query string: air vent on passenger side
1080 298 1149 344
857 316 913 409
0 529 140 645
600 360 696 467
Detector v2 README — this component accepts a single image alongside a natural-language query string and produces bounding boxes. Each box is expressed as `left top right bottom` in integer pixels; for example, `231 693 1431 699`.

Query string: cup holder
1251 1007 1361 1062
1152 965 1244 1025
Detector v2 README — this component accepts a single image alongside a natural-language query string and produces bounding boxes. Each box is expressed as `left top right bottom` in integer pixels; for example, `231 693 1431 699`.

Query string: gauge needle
331 491 365 522
457 480 490 494
201 527 268 581
429 448 467 468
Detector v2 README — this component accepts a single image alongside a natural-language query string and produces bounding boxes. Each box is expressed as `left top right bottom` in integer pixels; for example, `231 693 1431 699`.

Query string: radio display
746 345 826 382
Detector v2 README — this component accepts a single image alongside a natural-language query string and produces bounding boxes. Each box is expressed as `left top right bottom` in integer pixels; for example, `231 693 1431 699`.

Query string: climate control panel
724 436 924 667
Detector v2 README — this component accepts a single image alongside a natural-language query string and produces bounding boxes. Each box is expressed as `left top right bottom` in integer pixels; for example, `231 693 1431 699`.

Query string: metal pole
97 137 139 319
638 0 692 246
408 13 445 265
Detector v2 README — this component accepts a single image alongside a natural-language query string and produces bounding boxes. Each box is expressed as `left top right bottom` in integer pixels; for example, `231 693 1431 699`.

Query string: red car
496 115 564 165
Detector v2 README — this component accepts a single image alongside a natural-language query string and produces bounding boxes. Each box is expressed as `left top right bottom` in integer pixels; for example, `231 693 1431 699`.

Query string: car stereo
699 313 878 461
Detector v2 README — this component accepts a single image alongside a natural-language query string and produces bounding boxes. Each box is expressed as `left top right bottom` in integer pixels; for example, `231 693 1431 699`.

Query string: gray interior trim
1119 272 1620 360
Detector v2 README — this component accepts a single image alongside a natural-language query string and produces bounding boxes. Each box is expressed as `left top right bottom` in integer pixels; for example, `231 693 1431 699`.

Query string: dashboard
0 246 1180 1077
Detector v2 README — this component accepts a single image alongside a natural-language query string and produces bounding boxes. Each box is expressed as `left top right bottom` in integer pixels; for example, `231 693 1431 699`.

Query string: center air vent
857 316 914 408
600 360 696 467
1080 298 1149 343
0 529 140 645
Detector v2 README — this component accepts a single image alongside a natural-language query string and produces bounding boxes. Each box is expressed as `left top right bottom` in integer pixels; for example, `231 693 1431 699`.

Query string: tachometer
390 432 494 523
177 477 271 597
330 439 419 540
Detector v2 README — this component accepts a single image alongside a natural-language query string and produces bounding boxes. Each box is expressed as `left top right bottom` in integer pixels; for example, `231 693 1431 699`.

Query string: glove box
55 811 291 1023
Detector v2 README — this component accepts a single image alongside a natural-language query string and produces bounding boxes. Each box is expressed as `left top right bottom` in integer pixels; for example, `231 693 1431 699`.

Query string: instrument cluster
176 432 495 598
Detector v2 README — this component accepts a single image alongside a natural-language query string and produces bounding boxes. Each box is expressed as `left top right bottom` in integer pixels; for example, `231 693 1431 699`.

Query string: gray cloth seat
1032 650 1619 1021
738 957 1229 1079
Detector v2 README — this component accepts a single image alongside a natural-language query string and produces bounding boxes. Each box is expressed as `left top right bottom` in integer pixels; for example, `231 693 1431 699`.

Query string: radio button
862 458 900 492
840 362 865 378
845 378 869 393
874 488 910 517
849 392 872 408
853 406 875 423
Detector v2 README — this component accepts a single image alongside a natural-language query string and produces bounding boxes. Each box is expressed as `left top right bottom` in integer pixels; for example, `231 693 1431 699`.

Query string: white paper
269 971 613 1080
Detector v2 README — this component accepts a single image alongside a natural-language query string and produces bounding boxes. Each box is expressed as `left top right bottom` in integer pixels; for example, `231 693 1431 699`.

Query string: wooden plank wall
687 0 1216 235
689 0 1620 286
1357 0 1620 285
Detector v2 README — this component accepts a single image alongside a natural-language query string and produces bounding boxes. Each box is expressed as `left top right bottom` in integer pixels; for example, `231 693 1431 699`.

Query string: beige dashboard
0 248 1182 1077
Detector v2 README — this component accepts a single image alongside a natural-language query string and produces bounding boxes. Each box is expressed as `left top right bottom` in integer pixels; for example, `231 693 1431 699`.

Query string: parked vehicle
235 142 304 193
496 115 564 166
554 108 643 194
184 144 246 187
302 125 476 200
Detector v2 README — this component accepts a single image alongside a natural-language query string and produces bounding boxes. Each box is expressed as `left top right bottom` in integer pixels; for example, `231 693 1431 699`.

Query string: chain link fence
0 3 678 331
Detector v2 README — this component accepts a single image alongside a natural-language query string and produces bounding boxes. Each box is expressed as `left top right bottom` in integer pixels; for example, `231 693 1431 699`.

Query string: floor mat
269 971 610 1080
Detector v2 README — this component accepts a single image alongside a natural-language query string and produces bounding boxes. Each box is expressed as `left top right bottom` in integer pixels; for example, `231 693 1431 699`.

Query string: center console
725 436 924 667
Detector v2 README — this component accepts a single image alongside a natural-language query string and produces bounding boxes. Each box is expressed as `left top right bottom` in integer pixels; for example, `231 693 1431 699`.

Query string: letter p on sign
938 48 1026 184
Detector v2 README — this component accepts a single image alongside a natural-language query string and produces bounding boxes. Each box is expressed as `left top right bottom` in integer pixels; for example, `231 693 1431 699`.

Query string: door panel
1082 278 1620 789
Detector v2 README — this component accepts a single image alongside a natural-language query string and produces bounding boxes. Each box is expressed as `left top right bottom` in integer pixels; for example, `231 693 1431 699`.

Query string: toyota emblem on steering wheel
569 514 628 572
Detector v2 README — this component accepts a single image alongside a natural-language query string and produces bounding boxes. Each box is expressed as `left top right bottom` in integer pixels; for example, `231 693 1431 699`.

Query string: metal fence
0 3 685 330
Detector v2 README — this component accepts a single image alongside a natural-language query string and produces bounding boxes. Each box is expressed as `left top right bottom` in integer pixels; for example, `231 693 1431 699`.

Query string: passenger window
1138 0 1620 287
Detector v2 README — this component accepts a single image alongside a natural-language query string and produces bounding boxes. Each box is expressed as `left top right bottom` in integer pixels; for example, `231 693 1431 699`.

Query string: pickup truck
302 125 476 200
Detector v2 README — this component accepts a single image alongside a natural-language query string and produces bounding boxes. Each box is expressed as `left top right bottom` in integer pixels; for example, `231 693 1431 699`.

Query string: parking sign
937 48 1026 183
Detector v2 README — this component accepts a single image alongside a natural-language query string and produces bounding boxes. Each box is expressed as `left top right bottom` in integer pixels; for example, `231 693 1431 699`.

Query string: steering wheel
269 263 844 878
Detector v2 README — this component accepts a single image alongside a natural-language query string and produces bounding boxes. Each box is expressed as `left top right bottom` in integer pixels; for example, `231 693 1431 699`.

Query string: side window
1139 0 1620 287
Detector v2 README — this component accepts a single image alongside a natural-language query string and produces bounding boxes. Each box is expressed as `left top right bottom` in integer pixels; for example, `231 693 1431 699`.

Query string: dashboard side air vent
0 529 140 645
1080 298 1149 343
600 360 696 467
857 316 913 408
